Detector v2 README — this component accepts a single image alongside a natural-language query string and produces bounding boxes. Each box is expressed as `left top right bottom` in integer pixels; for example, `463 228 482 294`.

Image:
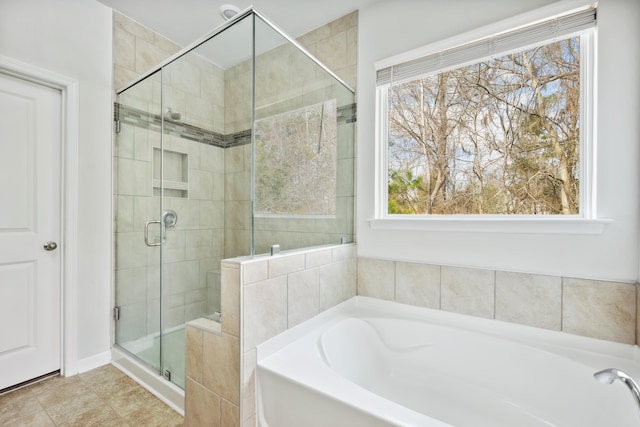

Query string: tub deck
257 296 640 427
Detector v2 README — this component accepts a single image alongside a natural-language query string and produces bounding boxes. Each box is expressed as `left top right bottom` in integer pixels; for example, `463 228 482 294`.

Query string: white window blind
376 5 596 86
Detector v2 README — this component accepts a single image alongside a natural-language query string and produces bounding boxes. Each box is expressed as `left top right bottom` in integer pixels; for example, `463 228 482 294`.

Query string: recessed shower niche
112 8 356 400
152 147 188 198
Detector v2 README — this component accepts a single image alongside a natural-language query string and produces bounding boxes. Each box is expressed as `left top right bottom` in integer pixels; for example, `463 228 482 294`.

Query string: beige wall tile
495 271 561 331
190 170 215 201
357 258 395 301
225 171 251 202
305 248 333 268
296 24 331 46
225 146 244 174
225 201 251 230
114 28 135 71
185 377 220 427
242 349 256 422
268 253 305 278
135 38 173 74
288 268 320 327
185 326 203 383
319 259 356 311
243 276 287 350
221 266 240 337
116 158 150 197
221 399 240 427
333 244 356 262
563 278 636 344
116 232 147 270
199 201 224 230
441 266 495 319
114 11 154 43
203 332 240 405
395 262 440 309
242 261 268 285
242 415 256 427
153 33 181 56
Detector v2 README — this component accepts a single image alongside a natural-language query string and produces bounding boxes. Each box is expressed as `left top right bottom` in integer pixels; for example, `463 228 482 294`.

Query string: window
376 6 596 218
255 100 337 216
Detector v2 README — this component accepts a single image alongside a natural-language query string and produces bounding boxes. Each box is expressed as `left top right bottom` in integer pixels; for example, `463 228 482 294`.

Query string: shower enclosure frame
112 6 356 414
116 8 355 94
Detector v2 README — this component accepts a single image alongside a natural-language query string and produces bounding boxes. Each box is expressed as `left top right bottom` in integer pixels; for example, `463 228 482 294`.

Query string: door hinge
113 306 121 321
115 119 121 134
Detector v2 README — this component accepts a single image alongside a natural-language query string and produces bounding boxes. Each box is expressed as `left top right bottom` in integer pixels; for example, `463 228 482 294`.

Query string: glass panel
113 10 355 392
114 70 162 373
253 15 356 254
157 13 254 389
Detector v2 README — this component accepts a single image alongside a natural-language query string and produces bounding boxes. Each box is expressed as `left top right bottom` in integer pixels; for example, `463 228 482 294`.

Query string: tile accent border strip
115 102 357 149
114 103 251 148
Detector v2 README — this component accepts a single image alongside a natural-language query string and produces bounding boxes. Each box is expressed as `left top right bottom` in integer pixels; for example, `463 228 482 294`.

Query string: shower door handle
144 220 162 247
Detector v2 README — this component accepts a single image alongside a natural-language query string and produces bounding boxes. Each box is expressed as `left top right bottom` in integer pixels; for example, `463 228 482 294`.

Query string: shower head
164 107 181 121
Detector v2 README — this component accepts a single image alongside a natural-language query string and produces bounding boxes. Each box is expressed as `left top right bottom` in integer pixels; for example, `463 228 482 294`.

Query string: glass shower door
114 70 163 374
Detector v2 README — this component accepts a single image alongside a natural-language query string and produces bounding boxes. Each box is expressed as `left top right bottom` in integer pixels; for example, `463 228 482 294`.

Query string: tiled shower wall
114 4 358 347
224 11 358 255
113 10 358 344
181 12 359 426
114 12 227 340
357 257 638 345
184 244 357 427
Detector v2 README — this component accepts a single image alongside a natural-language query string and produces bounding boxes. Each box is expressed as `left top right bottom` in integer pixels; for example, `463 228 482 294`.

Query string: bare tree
387 37 581 215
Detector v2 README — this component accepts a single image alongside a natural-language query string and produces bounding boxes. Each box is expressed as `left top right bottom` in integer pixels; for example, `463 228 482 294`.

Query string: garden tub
257 296 640 426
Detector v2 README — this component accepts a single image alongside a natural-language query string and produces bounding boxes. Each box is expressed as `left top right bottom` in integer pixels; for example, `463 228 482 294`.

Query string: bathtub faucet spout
594 368 640 414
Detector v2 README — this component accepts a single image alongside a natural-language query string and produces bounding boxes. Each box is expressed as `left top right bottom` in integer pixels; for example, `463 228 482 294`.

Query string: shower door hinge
115 119 121 134
163 369 171 381
113 306 121 321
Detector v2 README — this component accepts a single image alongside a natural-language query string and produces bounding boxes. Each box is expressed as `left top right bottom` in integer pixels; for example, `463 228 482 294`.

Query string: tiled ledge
186 317 221 334
357 257 637 345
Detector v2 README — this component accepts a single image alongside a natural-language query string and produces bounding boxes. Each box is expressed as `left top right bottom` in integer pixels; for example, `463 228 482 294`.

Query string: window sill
368 217 612 235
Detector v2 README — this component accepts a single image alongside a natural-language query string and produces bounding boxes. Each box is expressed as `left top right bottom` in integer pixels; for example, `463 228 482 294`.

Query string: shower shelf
152 179 189 190
152 147 189 198
153 180 189 198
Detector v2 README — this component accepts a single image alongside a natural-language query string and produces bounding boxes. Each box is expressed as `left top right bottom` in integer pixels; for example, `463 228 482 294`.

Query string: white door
0 71 61 390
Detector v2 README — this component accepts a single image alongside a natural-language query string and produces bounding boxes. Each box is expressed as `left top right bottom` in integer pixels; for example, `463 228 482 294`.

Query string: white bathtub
257 296 640 427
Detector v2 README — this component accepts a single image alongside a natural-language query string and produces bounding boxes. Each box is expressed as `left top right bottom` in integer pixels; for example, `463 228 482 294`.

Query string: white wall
357 0 640 283
0 0 113 365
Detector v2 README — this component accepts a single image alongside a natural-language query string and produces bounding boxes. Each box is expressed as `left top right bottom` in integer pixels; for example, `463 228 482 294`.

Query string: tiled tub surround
357 258 638 345
184 244 357 427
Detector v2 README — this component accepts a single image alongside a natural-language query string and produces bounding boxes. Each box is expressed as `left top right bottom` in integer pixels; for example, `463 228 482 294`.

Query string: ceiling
98 0 379 49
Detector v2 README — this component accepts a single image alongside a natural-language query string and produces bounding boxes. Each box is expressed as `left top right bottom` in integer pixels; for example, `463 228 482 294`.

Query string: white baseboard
76 351 112 374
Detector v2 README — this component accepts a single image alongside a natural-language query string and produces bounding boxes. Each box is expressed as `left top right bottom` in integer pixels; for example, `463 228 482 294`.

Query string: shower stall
111 8 355 410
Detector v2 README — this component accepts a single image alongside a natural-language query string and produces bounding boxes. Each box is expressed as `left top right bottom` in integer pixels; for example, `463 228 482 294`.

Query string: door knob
43 241 58 251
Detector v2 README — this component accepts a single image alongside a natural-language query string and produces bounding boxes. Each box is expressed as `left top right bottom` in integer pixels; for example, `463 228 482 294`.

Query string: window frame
372 1 609 234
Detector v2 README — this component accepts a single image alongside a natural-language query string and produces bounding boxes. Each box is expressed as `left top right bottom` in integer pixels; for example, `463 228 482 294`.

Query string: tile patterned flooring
0 365 184 426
